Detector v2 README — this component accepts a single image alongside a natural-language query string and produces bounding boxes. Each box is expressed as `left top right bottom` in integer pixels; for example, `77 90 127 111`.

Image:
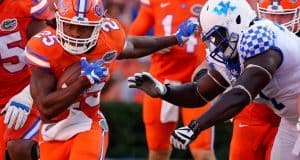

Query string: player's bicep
234 49 282 98
30 67 56 103
195 69 229 101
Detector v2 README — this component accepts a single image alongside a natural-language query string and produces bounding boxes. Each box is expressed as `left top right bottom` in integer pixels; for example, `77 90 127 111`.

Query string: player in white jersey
127 0 300 159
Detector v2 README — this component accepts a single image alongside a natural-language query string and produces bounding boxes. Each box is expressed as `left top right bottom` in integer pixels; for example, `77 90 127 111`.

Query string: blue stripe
10 102 30 112
83 0 87 17
76 0 80 17
31 5 48 19
21 118 41 139
33 0 39 4
26 46 49 61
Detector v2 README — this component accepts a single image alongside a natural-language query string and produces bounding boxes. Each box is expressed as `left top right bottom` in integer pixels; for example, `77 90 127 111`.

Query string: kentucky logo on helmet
213 1 237 16
102 51 117 63
0 18 17 31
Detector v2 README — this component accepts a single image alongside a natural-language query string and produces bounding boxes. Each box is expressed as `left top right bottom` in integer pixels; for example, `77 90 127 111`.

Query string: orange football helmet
258 0 300 32
55 0 106 54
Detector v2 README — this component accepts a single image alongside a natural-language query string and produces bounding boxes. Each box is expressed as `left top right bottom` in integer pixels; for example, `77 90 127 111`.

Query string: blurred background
100 0 232 159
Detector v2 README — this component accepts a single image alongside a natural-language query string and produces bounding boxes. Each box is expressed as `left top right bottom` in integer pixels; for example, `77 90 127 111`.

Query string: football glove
175 19 199 46
1 85 33 130
80 57 109 85
170 120 201 150
127 72 167 98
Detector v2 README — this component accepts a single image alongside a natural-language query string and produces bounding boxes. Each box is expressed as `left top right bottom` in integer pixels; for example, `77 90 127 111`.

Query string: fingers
14 110 24 130
4 106 13 125
1 105 8 114
80 57 89 68
170 135 186 150
7 107 18 129
127 73 144 88
94 59 104 66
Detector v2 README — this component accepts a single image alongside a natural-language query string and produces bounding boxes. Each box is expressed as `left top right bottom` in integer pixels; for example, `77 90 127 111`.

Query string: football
56 61 81 89
56 59 98 89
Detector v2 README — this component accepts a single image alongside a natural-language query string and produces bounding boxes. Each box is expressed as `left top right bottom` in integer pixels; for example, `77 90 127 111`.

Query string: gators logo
190 4 202 16
102 50 117 63
1 18 17 31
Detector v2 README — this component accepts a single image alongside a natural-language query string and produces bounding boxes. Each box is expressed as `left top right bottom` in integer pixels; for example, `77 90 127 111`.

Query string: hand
170 120 201 150
80 57 109 85
175 19 199 46
1 85 32 130
127 72 167 98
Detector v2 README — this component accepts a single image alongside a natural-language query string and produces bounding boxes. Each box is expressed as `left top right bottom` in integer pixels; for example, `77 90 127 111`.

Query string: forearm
34 77 90 120
195 88 250 131
118 35 178 59
162 82 208 107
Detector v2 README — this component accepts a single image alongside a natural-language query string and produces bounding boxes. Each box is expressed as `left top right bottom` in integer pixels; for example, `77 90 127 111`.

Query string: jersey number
0 32 26 73
102 20 120 32
162 15 198 53
33 31 56 46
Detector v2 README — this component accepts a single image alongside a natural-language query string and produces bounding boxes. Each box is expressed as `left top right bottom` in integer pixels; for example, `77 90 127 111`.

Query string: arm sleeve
239 25 277 61
128 0 154 36
25 39 51 69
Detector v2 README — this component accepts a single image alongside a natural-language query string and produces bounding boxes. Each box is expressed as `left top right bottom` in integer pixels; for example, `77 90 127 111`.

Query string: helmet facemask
56 13 104 55
202 25 239 64
258 1 300 33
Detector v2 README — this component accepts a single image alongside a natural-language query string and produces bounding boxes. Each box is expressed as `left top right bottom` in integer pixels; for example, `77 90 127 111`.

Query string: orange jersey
129 0 207 81
25 18 126 121
0 0 53 106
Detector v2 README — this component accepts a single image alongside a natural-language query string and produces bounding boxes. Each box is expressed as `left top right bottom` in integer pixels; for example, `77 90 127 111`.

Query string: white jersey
207 19 300 121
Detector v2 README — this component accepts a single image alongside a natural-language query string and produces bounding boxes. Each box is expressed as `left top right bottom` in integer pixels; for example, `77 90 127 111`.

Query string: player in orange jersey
0 0 53 159
257 0 300 157
128 0 215 159
258 0 300 33
24 0 199 159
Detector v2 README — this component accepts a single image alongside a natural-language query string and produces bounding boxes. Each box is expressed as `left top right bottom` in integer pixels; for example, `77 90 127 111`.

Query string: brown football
56 59 98 89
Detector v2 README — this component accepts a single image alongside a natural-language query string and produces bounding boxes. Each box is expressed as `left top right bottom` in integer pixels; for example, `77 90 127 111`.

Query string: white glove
127 72 167 98
1 85 33 130
170 120 201 150
170 126 195 150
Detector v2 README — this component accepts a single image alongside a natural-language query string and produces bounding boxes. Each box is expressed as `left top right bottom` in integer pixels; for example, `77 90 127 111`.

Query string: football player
24 0 198 159
0 0 53 159
128 0 300 159
258 0 300 33
128 0 215 159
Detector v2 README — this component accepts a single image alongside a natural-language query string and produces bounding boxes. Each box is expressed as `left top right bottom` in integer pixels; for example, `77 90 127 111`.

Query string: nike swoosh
238 123 249 128
160 2 170 8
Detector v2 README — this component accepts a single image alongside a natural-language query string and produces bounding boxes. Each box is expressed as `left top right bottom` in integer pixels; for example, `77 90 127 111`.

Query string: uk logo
213 1 236 16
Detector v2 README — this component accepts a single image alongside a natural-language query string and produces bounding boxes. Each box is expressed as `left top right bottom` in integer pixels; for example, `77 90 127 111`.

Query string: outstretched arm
117 35 178 59
128 66 229 107
118 20 199 59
